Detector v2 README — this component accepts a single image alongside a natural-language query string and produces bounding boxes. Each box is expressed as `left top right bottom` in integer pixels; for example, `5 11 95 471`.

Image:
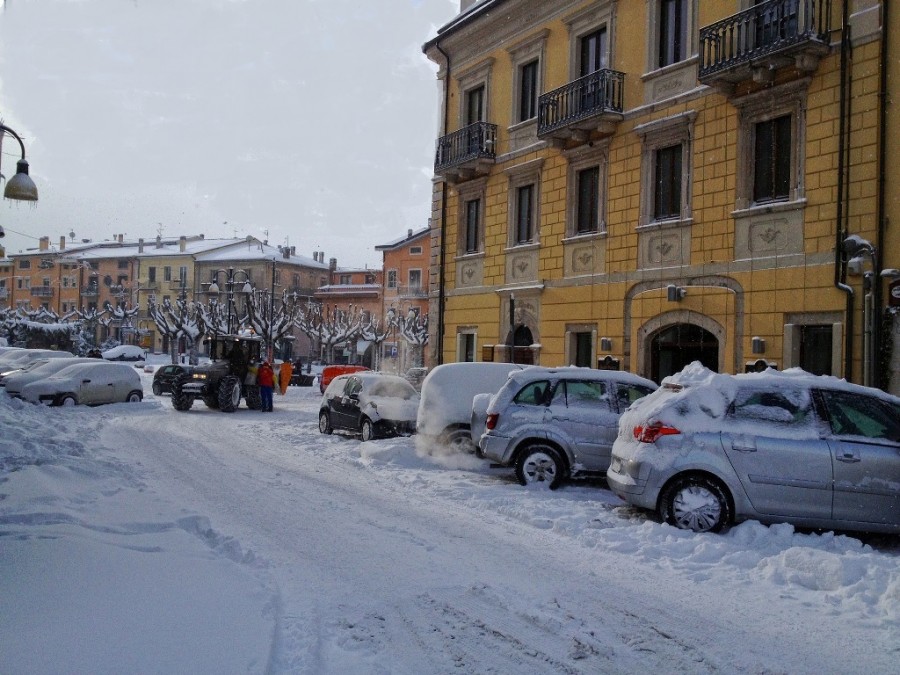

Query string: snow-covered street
1 365 898 674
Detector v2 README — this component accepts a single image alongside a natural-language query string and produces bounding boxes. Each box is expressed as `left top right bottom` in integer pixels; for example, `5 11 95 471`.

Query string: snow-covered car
319 372 419 441
318 364 368 394
478 367 657 488
101 345 146 361
21 362 144 407
607 363 900 535
4 358 99 397
416 362 529 453
0 348 73 367
403 367 428 391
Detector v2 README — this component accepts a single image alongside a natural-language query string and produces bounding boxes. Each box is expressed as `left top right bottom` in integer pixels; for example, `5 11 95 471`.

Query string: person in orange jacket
257 360 275 412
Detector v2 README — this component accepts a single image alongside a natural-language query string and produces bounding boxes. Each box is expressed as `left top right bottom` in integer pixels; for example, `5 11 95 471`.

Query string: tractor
171 334 263 412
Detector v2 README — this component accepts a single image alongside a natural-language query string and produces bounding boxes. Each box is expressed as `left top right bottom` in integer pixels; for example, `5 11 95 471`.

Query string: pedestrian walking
257 360 275 412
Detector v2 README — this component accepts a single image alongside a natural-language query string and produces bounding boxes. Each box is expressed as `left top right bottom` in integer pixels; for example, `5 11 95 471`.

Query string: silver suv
479 367 657 489
607 365 900 534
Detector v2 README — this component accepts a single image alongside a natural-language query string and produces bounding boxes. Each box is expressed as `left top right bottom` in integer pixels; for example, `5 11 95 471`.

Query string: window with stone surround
504 158 543 248
507 30 548 127
565 142 609 238
635 111 696 228
456 177 487 256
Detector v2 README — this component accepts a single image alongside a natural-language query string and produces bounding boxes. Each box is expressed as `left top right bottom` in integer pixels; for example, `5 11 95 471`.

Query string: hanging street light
0 123 38 202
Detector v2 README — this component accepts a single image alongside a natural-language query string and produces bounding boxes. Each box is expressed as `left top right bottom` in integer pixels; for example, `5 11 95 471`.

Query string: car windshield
367 379 417 400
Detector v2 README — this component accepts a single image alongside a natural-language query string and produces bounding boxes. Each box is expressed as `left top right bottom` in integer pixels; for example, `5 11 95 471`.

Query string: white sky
0 0 458 268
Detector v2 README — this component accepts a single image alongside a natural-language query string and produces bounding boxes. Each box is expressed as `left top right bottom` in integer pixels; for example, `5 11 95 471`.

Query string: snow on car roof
504 366 656 388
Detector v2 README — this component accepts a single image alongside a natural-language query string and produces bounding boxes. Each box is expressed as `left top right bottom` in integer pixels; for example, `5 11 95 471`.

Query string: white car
415 362 529 452
4 358 99 397
101 344 146 361
21 362 144 406
0 349 74 369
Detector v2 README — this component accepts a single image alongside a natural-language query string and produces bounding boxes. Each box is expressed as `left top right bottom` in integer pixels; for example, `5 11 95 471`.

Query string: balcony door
579 28 608 112
465 86 485 156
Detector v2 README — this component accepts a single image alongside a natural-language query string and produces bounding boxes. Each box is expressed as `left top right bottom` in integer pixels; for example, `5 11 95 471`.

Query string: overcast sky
0 0 457 267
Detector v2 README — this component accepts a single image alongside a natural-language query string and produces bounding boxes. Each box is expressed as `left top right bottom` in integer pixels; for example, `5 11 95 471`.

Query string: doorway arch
649 323 719 383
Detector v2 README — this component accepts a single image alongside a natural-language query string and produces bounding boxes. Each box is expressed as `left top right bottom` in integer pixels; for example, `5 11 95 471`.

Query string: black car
152 364 193 396
319 373 419 441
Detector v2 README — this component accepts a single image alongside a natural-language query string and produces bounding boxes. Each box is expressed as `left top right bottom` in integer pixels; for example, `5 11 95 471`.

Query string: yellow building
424 0 896 391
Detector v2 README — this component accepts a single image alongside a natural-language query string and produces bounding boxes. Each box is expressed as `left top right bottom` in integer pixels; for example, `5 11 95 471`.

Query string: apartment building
376 226 431 371
424 0 895 390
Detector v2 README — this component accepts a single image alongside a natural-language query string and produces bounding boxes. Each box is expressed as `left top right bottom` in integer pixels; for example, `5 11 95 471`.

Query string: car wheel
218 376 241 412
126 391 142 403
659 475 732 533
203 395 220 409
443 428 475 454
318 411 333 435
360 417 375 442
60 394 77 407
152 381 163 396
171 375 194 411
515 444 565 489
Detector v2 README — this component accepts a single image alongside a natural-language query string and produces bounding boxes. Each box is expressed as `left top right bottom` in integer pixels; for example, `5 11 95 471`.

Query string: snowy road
3 378 899 673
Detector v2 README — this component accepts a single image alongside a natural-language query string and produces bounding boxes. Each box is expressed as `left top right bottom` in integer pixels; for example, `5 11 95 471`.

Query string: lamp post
0 123 38 201
207 267 252 335
269 258 277 361
842 235 877 387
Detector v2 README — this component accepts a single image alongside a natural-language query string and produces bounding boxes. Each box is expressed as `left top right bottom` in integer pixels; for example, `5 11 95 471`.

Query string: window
658 0 688 68
387 270 398 289
798 325 833 376
561 380 610 410
820 390 900 441
18 259 30 269
515 185 535 244
365 273 375 284
118 260 129 270
408 269 422 291
734 80 806 213
465 85 484 125
178 266 187 283
654 144 683 220
164 266 172 282
514 380 551 405
339 274 351 285
635 111 696 228
574 332 593 367
754 115 791 203
458 332 477 362
409 246 423 255
580 27 608 75
148 267 156 283
464 199 481 253
519 60 538 122
576 167 600 234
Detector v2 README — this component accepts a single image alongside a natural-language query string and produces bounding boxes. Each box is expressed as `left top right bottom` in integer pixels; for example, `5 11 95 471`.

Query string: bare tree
393 307 429 369
246 289 301 360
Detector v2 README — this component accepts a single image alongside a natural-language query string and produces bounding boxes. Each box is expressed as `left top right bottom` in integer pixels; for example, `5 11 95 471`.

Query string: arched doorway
506 325 535 365
650 323 719 383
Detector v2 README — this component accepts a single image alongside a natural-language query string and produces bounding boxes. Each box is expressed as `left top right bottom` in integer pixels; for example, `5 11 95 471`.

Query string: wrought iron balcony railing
31 287 54 297
538 69 625 138
82 286 99 297
699 0 831 84
434 121 497 175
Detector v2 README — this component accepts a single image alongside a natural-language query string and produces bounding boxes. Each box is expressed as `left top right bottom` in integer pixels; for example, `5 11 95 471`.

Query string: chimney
408 228 413 239
179 236 186 252
39 236 49 251
329 257 337 272
118 234 124 244
282 246 290 260
138 238 144 254
290 246 295 257
59 237 66 251
156 235 163 249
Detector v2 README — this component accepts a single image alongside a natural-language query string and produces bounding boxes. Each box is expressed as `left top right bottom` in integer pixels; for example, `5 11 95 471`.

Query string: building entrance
650 323 719 382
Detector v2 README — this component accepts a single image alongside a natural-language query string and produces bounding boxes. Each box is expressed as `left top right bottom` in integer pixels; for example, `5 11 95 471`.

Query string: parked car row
1 347 145 406
324 360 898 537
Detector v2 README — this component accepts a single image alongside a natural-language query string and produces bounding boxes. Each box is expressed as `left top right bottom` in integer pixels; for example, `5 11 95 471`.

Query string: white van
415 361 528 453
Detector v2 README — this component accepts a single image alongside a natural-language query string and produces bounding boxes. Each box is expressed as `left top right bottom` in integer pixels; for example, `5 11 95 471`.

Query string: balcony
434 121 497 183
537 69 625 146
82 286 99 297
699 0 832 88
394 285 428 299
31 287 53 297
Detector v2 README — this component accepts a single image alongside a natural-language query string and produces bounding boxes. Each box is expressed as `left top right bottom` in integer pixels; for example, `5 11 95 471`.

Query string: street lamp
0 123 38 201
842 235 877 387
207 267 252 335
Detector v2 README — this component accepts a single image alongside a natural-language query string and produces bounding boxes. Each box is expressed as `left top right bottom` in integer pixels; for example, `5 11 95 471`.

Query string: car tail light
485 413 499 430
633 422 680 443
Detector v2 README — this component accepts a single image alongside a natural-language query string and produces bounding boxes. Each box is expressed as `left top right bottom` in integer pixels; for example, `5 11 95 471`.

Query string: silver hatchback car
607 364 900 534
479 367 657 489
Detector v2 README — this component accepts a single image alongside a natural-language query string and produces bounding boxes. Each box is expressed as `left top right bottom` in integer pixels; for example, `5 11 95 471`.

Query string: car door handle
732 443 756 453
836 453 860 463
